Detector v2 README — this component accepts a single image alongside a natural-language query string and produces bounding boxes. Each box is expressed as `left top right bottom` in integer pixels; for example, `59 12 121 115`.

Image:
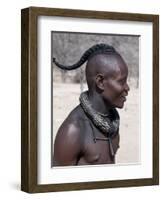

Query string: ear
95 74 105 91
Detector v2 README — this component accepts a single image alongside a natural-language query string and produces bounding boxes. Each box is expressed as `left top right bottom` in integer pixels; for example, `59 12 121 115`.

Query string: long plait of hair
53 43 117 70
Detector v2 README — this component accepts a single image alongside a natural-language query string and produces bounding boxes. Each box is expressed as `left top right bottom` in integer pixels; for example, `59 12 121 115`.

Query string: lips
121 96 126 101
120 94 127 102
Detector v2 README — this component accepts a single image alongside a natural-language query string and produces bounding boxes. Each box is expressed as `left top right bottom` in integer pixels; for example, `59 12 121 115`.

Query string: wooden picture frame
21 6 159 193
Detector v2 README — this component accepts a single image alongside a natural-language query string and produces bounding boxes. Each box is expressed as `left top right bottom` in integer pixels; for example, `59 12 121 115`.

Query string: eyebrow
118 75 127 81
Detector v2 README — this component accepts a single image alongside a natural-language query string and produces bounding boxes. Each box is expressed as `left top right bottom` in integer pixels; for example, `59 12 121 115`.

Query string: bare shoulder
53 105 86 166
57 105 85 139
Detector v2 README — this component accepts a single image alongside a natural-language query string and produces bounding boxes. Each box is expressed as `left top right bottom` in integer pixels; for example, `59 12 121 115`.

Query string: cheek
113 84 124 98
105 82 123 99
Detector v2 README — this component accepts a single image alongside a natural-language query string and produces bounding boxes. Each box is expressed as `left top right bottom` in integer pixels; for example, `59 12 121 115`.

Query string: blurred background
52 32 140 165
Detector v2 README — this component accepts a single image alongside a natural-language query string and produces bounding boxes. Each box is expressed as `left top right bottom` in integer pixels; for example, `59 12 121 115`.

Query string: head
53 43 130 108
86 53 130 109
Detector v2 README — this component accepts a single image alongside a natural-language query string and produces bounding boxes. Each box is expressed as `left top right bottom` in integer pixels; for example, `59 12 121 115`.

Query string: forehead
114 56 128 79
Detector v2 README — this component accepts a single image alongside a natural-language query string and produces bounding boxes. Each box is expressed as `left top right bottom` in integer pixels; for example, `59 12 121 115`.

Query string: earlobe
95 74 105 91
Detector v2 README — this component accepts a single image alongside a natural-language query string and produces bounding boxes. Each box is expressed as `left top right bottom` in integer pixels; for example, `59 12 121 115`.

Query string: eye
118 78 126 85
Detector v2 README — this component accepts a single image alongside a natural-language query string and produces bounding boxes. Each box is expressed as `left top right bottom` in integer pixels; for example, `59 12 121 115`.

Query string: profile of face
97 54 130 109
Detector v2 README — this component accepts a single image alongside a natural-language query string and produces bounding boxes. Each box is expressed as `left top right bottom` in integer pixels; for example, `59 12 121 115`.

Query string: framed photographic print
21 7 159 193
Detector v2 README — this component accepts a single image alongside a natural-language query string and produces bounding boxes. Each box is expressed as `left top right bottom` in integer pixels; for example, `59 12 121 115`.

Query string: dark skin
53 53 130 166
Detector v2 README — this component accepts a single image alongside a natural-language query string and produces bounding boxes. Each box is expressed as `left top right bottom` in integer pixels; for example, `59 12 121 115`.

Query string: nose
125 83 130 93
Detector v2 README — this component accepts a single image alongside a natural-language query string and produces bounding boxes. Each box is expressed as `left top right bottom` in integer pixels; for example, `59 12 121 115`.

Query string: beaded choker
79 91 120 138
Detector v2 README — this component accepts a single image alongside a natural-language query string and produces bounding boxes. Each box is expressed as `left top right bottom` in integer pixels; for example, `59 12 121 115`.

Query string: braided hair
53 43 117 70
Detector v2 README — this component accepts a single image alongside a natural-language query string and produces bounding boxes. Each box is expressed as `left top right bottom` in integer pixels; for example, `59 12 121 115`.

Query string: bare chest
77 125 120 165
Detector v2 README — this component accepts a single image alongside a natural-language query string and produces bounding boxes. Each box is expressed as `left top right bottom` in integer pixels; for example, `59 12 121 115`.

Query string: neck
88 91 111 115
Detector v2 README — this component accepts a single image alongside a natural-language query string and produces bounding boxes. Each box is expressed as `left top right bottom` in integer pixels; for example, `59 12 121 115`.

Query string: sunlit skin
53 53 130 166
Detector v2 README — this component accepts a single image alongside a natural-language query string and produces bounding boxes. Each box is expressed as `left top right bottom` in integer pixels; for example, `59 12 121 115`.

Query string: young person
53 44 130 166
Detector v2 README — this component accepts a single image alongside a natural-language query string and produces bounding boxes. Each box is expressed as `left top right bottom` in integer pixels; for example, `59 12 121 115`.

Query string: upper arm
53 121 83 166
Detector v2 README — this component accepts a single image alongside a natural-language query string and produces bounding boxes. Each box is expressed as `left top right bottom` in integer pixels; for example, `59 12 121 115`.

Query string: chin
116 103 124 109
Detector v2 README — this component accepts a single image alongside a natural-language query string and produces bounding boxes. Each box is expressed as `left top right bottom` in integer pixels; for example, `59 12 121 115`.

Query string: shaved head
53 43 128 99
85 53 127 92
